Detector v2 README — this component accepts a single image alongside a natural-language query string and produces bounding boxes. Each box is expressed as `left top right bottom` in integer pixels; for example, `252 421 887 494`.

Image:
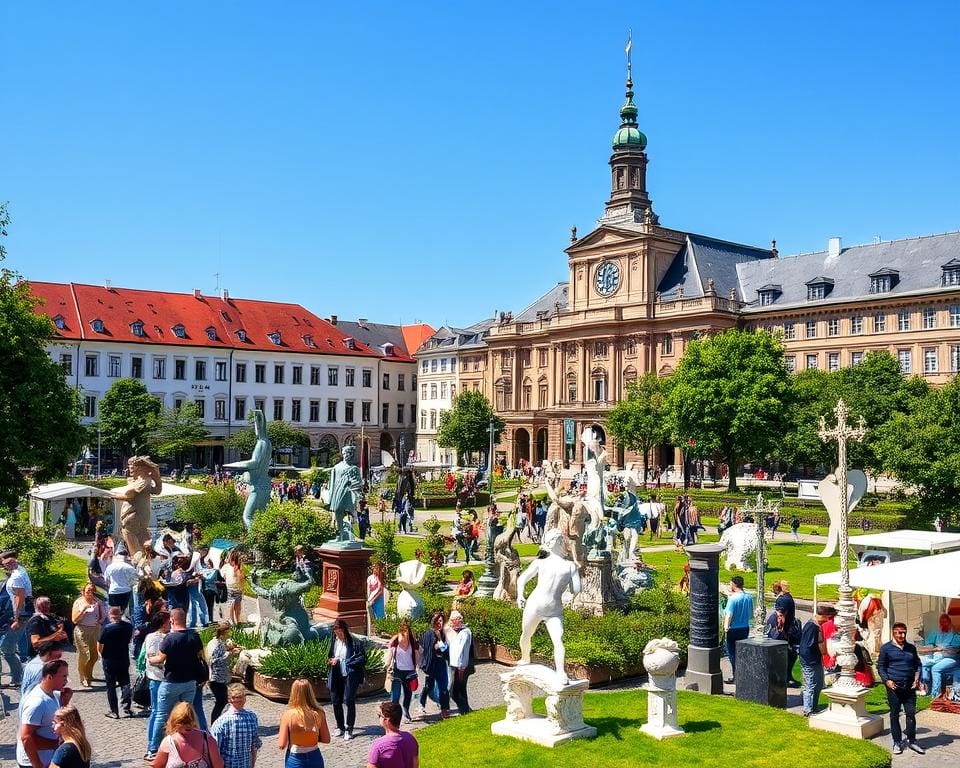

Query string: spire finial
625 29 633 87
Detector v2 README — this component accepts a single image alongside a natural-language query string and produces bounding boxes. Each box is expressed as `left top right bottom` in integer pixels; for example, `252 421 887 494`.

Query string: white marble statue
718 522 761 571
579 427 607 537
542 461 589 570
395 559 427 619
813 469 867 558
640 637 684 740
517 528 582 684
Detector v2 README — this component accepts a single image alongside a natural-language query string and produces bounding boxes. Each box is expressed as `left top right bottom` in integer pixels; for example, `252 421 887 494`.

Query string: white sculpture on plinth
640 637 685 740
516 528 582 685
395 559 426 619
718 522 761 571
812 469 867 559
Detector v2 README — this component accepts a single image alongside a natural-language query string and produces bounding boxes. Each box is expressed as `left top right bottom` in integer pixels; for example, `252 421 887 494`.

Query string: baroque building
482 66 960 472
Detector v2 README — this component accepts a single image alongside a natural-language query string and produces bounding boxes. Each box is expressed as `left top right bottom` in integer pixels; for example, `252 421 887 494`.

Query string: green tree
606 372 671 484
226 418 310 458
874 377 960 526
436 390 504 466
149 402 210 470
0 202 86 511
778 368 837 469
98 378 162 462
667 329 790 491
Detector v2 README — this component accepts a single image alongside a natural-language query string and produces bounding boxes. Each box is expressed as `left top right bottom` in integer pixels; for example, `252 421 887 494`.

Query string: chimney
105 279 112 290
828 237 842 260
193 289 202 299
222 288 229 301
329 314 337 325
358 317 368 327
771 239 779 258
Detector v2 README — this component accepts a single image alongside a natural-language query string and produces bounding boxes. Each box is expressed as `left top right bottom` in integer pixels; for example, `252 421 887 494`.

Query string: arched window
566 372 577 403
522 377 532 410
591 367 608 403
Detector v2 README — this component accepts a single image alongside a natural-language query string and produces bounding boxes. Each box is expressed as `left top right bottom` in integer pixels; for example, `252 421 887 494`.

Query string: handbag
132 672 151 707
406 671 419 692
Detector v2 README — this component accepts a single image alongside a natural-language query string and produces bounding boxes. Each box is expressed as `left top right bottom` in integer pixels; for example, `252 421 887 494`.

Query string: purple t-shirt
367 731 419 768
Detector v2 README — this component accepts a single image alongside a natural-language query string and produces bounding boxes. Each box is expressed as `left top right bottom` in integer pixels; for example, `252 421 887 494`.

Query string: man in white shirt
18 658 72 768
104 549 140 613
2 549 33 686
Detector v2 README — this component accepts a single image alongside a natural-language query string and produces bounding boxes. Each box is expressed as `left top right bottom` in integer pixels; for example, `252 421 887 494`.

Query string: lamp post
742 492 778 637
487 417 496 498
97 423 102 479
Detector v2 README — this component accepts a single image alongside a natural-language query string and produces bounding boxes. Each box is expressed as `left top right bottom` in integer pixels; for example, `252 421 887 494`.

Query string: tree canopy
874 377 960 525
437 390 503 465
98 378 162 461
149 402 210 469
226 418 310 457
606 372 671 483
668 329 790 490
0 202 86 511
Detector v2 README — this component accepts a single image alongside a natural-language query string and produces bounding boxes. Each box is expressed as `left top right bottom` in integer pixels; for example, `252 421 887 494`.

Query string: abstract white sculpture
812 469 867 559
395 559 427 619
718 522 761 571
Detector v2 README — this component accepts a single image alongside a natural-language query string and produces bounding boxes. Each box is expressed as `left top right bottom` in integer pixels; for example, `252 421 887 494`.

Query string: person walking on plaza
153 701 224 768
446 610 474 714
49 704 92 768
97 605 134 719
144 611 171 761
798 607 830 716
385 619 420 723
21 641 64 701
417 610 450 719
206 621 237 724
722 575 753 682
104 548 139 613
2 548 33 687
220 550 245 627
277 678 330 768
18 658 72 768
147 608 204 761
211 684 262 768
367 562 386 623
71 583 106 688
878 621 925 755
326 618 365 740
368 701 420 768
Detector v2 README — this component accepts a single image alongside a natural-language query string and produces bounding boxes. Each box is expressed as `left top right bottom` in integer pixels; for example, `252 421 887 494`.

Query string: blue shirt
210 707 262 768
877 640 921 686
20 654 45 699
724 590 754 630
923 628 960 661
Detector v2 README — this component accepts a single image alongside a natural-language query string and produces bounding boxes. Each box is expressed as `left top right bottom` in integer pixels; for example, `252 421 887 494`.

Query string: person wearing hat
798 606 833 716
722 575 754 682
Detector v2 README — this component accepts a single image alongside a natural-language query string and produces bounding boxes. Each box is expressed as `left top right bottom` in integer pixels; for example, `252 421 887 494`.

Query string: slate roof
656 234 775 299
513 282 569 322
28 282 380 357
333 319 436 362
416 318 494 355
737 231 960 312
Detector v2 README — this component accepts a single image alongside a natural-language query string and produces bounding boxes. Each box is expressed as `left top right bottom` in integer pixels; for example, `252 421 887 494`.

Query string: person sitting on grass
455 570 475 598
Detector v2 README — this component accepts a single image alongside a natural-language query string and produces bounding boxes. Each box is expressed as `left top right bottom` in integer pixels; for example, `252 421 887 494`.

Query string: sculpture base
312 545 372 635
684 644 723 695
734 638 788 708
640 682 684 740
320 539 364 551
490 664 596 747
809 685 884 739
568 556 627 616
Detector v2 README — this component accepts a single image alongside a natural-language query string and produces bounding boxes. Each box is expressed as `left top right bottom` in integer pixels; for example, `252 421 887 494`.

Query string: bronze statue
110 455 162 556
325 443 362 544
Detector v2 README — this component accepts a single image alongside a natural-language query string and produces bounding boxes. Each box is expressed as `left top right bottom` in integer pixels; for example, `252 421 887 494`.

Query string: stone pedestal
568 555 627 616
809 685 884 739
491 664 596 747
476 521 504 598
734 638 788 708
312 545 372 634
641 675 685 740
684 544 724 694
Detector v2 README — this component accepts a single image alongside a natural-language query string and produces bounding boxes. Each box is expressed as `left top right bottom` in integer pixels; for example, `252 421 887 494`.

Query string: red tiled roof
28 282 381 358
401 323 436 357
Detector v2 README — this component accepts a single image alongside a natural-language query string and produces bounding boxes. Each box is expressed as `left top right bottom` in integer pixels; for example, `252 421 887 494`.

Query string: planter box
417 493 490 509
251 670 387 703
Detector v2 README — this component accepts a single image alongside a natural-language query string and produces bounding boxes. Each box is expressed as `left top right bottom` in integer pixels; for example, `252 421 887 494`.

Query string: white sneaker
343 731 354 741
333 728 345 738
413 703 426 719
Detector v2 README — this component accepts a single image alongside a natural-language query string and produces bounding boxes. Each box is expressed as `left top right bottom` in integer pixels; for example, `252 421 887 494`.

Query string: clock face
594 261 621 297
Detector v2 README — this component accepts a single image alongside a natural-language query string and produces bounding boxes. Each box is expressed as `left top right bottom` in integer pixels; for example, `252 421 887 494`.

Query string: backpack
0 579 12 632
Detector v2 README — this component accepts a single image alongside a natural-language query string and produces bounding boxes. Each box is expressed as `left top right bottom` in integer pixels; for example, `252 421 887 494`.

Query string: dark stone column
684 543 724 694
735 638 788 708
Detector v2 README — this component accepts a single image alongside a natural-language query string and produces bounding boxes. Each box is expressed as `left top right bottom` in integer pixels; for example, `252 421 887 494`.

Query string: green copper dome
612 81 647 149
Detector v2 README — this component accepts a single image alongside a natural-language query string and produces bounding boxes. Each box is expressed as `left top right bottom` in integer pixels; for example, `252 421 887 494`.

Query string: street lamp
487 417 496 498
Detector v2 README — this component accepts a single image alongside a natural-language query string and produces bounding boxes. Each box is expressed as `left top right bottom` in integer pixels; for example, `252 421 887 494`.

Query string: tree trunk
641 445 649 488
726 454 739 492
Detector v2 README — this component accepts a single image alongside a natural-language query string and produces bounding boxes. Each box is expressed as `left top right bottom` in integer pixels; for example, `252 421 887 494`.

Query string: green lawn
639 540 858 600
34 551 90 614
416 689 890 768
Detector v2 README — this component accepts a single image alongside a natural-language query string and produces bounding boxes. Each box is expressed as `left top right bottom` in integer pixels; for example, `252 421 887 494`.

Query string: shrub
368 522 403 584
419 517 449 595
246 500 334 569
0 515 63 578
170 484 245 541
258 638 385 678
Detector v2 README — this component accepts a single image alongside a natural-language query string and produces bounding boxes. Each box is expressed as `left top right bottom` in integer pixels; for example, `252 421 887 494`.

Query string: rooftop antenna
213 272 221 293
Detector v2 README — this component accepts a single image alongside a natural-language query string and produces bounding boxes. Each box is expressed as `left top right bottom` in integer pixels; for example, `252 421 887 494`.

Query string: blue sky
3 2 958 328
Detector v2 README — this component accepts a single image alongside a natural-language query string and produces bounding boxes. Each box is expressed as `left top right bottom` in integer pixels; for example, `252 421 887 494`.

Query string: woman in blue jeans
278 679 331 767
143 611 170 760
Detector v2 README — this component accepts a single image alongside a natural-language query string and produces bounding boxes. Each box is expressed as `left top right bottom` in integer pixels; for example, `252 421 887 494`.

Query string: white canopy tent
27 482 112 526
146 483 205 532
847 530 960 556
815 551 960 644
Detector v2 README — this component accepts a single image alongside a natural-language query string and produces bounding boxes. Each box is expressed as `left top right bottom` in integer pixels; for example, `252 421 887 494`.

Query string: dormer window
91 318 105 333
237 329 247 342
53 314 66 330
382 343 394 356
172 324 186 338
344 337 356 350
869 268 899 294
131 320 145 337
203 326 217 341
805 277 834 301
268 331 282 346
941 259 960 287
302 334 314 348
757 284 782 307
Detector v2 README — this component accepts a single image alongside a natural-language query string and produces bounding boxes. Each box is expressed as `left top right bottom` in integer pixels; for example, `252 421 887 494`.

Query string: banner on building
564 419 575 445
